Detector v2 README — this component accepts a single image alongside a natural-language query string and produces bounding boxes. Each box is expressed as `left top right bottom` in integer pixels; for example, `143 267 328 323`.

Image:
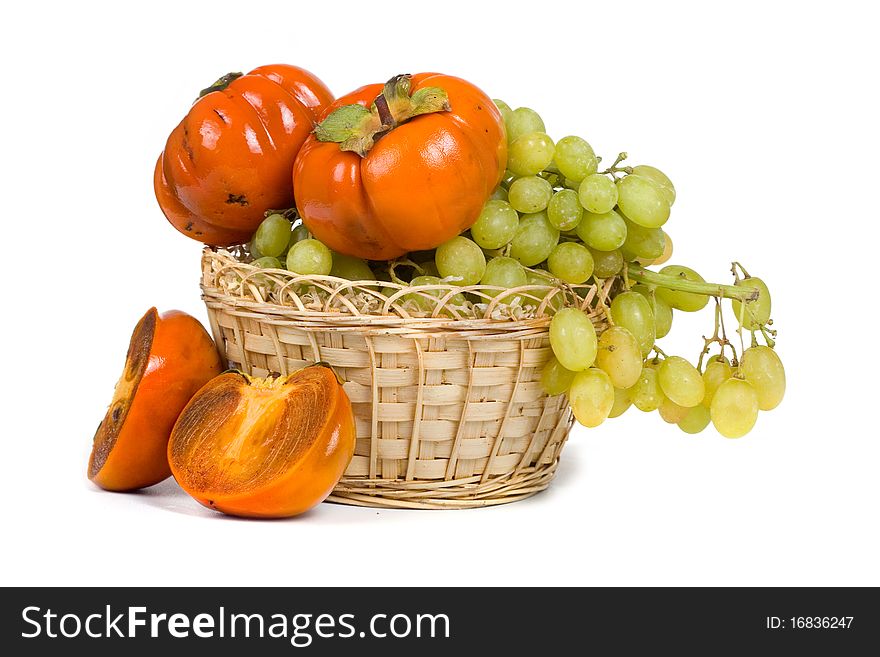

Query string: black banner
2 587 877 654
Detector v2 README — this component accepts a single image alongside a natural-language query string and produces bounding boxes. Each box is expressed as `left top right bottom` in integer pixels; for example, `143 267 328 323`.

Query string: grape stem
759 324 777 348
697 299 739 370
730 261 751 281
601 152 634 179
626 265 759 302
263 207 300 222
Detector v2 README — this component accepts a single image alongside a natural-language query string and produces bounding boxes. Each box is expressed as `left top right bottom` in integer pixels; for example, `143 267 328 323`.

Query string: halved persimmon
88 308 223 491
167 365 355 518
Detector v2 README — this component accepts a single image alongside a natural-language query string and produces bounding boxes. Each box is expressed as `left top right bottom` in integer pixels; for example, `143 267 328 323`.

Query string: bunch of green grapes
539 252 783 437
462 102 679 313
240 99 784 439
485 102 785 437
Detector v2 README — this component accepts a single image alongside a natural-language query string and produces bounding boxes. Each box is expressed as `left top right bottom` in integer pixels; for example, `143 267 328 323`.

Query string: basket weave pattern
201 249 608 509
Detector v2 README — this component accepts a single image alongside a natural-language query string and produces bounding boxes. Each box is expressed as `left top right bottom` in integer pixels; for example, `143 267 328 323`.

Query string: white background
2 1 877 587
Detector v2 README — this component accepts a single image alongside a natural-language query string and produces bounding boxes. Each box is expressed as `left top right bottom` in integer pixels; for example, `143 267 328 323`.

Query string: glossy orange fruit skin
155 64 334 246
293 73 507 260
168 366 355 519
89 309 224 491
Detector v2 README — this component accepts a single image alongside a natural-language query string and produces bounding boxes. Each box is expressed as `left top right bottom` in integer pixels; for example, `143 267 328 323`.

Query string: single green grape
616 174 671 228
569 368 615 428
254 213 293 258
609 386 632 418
701 356 732 408
644 357 662 371
471 200 519 250
553 136 598 182
655 265 710 312
541 356 576 396
589 248 624 278
524 269 563 312
286 239 332 275
415 259 440 277
288 223 310 248
740 346 786 410
653 295 673 339
731 277 772 329
610 291 656 357
659 397 690 424
547 242 594 284
658 356 705 408
678 404 711 434
629 367 665 412
330 252 374 280
547 189 584 231
508 176 553 214
631 284 673 338
404 275 465 313
595 326 643 389
251 256 283 286
710 378 759 438
631 165 675 206
576 210 627 251
578 174 619 214
436 236 486 286
651 231 673 265
619 217 666 261
490 186 509 202
480 256 528 302
549 307 597 371
493 99 513 123
508 132 555 177
505 107 545 143
509 212 559 266
253 256 282 269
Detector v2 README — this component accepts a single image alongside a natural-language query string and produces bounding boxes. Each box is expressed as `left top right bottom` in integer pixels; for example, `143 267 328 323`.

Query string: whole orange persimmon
155 64 334 246
167 365 355 519
293 73 507 260
89 309 223 491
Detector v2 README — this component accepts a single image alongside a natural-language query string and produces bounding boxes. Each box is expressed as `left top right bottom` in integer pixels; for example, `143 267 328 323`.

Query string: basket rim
202 247 613 327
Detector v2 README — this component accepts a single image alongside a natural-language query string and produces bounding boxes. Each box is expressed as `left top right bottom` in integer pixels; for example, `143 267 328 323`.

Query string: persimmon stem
198 72 243 99
315 74 451 157
374 93 395 129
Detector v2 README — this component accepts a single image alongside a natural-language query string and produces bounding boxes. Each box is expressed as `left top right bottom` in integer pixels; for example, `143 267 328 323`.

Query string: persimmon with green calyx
88 309 223 491
168 365 356 519
294 73 507 260
155 65 333 246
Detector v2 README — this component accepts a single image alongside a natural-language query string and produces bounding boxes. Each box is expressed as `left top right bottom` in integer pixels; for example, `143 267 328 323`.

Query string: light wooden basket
200 248 609 509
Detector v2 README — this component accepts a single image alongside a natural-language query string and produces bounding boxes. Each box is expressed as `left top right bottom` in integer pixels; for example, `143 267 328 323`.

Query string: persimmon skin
155 64 334 246
88 309 223 491
168 367 355 519
293 73 507 260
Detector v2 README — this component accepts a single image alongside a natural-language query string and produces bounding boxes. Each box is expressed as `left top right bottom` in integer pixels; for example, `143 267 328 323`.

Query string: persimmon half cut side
88 308 223 491
168 365 355 519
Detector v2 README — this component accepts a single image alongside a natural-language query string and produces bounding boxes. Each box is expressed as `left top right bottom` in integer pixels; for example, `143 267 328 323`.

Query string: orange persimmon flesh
168 366 355 518
89 308 223 491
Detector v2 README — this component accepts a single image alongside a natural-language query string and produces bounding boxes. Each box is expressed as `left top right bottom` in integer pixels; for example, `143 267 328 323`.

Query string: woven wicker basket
200 248 609 509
